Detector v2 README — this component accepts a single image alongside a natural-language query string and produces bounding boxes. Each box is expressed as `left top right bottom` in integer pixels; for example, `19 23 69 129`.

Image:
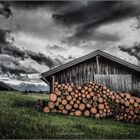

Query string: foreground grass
0 91 140 139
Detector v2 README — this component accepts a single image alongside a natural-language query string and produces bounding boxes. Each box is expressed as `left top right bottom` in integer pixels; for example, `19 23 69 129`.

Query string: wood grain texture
48 56 140 95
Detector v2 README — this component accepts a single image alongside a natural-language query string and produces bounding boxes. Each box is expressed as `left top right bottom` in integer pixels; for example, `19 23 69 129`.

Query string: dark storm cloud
46 44 67 51
0 30 58 69
46 45 75 61
53 1 140 27
54 58 63 66
0 30 25 59
119 43 140 61
0 43 25 59
1 3 68 42
25 50 56 68
11 1 70 9
1 44 57 68
0 54 37 75
0 31 37 76
8 1 134 47
0 1 13 18
53 1 118 25
52 1 140 45
3 1 140 48
62 31 121 46
0 30 5 43
0 63 36 75
0 30 62 79
0 29 8 43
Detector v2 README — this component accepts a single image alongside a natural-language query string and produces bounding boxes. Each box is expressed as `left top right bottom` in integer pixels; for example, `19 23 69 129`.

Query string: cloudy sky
0 1 140 89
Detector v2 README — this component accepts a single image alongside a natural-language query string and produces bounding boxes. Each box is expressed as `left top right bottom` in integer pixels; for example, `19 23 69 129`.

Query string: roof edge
41 49 100 77
41 49 140 78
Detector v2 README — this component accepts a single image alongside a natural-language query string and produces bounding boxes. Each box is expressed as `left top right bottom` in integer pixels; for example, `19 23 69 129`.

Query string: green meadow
0 91 140 139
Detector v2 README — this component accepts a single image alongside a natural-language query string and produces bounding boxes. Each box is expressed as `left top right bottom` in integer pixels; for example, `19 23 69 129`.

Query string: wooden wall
51 55 140 94
94 74 132 92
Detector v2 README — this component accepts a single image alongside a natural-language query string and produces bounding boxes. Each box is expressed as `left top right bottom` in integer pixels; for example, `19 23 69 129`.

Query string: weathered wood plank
53 56 140 94
94 74 133 93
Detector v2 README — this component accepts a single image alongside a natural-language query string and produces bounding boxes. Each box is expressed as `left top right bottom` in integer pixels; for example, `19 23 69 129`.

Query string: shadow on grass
12 99 35 108
0 112 66 139
12 99 49 113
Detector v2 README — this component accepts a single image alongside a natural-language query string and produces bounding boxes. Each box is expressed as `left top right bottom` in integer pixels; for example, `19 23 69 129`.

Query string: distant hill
0 81 16 91
10 83 49 92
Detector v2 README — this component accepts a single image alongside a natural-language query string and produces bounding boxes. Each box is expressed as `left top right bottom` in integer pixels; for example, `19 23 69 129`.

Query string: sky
0 1 140 90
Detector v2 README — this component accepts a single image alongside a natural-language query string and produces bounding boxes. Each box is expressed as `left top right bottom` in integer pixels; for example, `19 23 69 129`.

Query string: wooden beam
96 55 99 74
41 77 50 86
51 75 55 93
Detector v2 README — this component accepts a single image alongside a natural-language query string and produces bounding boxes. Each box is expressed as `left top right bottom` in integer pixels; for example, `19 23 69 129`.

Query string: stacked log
113 94 140 123
43 81 140 123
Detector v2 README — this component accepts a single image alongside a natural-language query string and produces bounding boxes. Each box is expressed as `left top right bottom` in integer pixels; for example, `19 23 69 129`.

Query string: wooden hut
41 50 140 95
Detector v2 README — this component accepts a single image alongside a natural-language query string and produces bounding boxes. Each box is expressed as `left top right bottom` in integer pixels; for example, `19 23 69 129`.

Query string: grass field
0 91 140 139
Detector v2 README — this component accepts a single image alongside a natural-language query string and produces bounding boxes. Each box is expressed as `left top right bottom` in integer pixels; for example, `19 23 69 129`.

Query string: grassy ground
0 91 140 139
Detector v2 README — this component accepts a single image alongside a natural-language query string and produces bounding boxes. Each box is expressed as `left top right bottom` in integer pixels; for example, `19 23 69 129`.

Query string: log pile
43 81 140 123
